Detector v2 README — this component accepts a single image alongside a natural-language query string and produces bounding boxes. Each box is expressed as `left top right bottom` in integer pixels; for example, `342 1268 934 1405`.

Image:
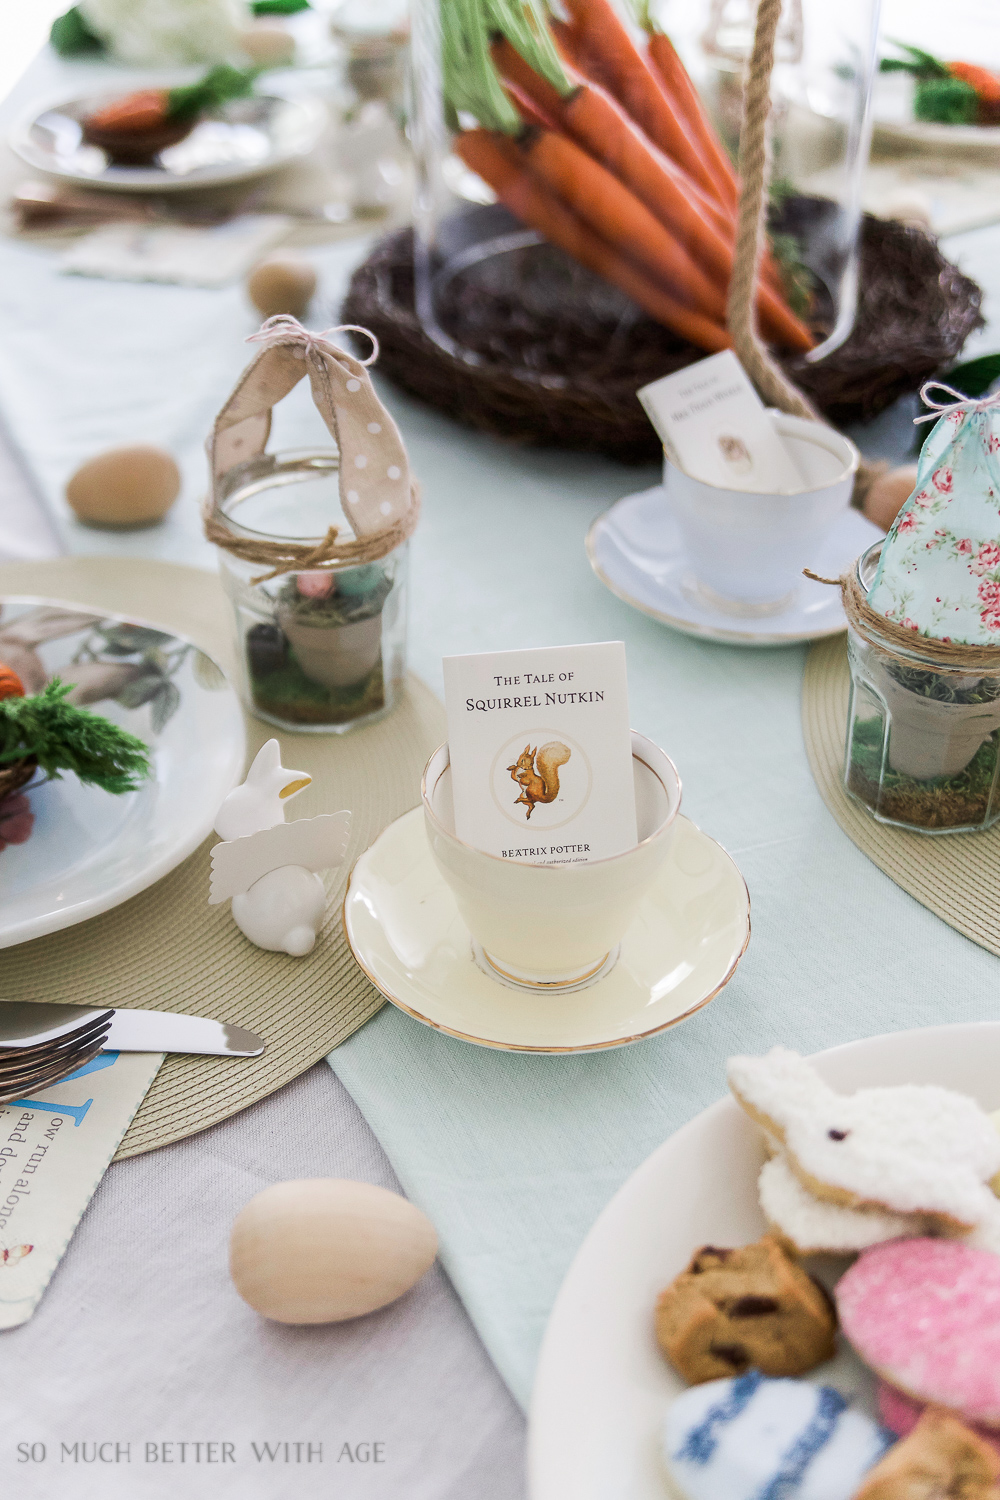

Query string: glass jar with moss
844 542 1000 833
213 449 408 733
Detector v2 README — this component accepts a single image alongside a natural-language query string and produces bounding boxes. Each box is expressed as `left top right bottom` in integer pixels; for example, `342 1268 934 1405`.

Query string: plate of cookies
529 1023 1000 1500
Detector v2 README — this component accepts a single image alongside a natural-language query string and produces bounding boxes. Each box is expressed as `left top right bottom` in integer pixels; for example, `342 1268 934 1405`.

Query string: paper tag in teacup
442 642 637 864
638 351 804 493
0 1049 162 1328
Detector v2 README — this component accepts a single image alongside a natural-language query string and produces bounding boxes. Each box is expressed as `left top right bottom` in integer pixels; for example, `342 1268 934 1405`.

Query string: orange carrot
493 37 734 233
503 81 558 132
455 130 731 352
522 127 728 323
554 89 810 349
646 32 739 211
947 61 1000 106
86 90 170 134
642 31 797 297
551 0 723 209
492 40 812 351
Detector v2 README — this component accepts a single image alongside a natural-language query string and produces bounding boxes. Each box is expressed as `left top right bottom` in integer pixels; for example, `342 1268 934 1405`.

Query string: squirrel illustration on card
507 742 571 820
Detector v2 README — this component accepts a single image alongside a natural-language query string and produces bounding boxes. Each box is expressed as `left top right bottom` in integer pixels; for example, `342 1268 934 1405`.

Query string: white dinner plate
862 70 1000 156
10 89 325 193
528 1021 1000 1500
873 115 1000 154
587 486 884 646
343 807 750 1053
0 596 245 948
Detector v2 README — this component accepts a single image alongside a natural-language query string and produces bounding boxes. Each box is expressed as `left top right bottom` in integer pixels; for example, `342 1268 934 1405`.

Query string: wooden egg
247 255 317 320
229 1178 438 1324
863 462 919 532
66 445 180 529
239 22 295 67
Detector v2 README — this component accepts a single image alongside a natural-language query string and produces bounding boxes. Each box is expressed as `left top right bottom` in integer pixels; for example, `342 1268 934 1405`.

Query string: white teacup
421 731 681 993
666 412 859 612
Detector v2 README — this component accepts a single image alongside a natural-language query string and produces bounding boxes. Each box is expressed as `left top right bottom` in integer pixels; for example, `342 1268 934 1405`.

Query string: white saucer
586 486 884 646
343 808 750 1053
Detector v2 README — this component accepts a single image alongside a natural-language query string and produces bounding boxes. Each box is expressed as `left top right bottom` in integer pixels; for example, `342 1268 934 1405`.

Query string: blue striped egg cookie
662 1371 893 1500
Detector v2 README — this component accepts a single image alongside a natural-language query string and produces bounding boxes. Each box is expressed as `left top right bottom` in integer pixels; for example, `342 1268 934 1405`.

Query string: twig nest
229 1178 437 1324
66 445 180 529
247 255 317 320
863 463 919 532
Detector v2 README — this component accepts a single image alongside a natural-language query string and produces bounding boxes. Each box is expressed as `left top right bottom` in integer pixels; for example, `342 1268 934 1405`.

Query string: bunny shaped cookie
728 1047 1000 1234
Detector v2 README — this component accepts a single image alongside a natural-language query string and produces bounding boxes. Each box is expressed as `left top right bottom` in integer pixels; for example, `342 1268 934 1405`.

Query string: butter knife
0 1002 265 1058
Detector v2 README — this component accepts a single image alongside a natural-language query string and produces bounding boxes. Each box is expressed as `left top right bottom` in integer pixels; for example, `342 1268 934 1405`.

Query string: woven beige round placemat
0 557 446 1158
803 634 1000 956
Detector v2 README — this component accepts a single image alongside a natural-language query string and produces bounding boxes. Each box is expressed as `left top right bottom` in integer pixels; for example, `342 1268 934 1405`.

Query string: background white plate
0 596 245 948
528 1022 1000 1500
10 89 325 192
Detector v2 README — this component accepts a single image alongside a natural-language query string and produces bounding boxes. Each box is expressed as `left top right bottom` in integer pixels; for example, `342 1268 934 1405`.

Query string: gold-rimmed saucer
343 809 750 1054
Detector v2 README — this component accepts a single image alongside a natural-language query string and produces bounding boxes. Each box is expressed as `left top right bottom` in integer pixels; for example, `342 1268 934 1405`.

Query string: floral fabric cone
868 396 1000 644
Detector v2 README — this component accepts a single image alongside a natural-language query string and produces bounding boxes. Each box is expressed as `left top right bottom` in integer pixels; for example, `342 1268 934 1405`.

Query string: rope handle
727 0 886 505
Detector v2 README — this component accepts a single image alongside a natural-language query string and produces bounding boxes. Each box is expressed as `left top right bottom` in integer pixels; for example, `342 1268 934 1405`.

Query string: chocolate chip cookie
654 1235 837 1384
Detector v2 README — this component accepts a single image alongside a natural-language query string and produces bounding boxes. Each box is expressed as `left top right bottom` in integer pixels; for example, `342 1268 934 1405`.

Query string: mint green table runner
328 494 1000 1407
2 54 1000 1407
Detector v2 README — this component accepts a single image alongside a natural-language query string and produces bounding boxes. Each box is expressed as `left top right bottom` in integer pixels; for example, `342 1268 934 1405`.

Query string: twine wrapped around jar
805 564 1000 676
204 317 420 583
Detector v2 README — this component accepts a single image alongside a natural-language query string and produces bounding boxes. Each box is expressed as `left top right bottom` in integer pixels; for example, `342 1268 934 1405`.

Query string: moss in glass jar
248 565 392 726
848 719 1000 830
846 661 1000 830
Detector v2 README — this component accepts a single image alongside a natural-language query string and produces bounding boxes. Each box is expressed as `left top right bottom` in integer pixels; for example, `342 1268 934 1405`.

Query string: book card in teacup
442 642 637 864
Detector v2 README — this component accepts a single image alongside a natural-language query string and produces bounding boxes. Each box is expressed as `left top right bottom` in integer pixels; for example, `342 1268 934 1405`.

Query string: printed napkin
868 395 1000 644
0 1050 161 1328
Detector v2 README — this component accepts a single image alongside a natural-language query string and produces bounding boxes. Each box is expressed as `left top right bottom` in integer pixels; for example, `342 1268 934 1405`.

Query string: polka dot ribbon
241 316 413 537
207 316 418 577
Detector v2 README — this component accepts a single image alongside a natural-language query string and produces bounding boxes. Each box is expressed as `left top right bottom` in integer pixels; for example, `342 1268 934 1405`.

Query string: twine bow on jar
205 316 420 583
912 380 1000 425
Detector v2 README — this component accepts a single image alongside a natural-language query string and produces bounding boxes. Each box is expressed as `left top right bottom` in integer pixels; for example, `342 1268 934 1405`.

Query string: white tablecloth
2 1064 525 1500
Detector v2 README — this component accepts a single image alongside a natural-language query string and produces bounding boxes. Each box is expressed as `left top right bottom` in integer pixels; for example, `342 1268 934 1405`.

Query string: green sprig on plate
880 40 1000 126
0 680 151 794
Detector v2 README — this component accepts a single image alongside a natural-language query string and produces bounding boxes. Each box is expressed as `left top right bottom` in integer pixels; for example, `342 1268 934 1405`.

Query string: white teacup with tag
435 642 680 991
422 731 680 991
639 353 859 614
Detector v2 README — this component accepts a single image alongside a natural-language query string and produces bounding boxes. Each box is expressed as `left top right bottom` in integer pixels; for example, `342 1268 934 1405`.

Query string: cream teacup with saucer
343 734 751 1053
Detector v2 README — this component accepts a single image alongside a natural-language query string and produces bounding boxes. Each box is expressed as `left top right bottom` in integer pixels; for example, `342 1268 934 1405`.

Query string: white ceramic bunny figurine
210 741 351 957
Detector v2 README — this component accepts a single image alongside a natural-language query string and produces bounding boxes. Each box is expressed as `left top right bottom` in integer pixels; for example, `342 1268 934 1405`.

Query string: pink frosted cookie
876 1377 1000 1458
837 1239 1000 1428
